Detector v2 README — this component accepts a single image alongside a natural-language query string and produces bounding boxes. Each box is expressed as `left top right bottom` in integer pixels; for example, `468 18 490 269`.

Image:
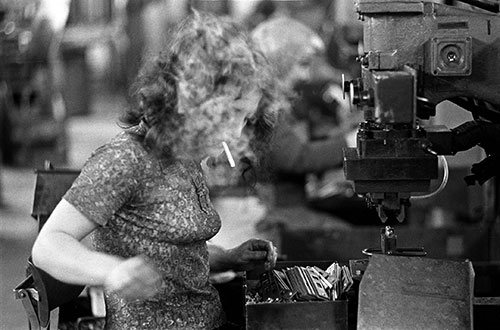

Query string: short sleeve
64 137 142 226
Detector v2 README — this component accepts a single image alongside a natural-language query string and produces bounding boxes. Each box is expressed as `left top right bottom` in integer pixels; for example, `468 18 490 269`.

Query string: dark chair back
27 258 86 327
31 168 80 229
14 164 88 329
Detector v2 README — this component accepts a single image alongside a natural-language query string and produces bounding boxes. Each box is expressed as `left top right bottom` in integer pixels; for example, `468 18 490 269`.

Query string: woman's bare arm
32 199 121 285
32 199 162 300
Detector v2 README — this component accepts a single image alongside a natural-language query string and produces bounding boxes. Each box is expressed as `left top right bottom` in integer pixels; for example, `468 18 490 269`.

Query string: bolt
447 51 458 63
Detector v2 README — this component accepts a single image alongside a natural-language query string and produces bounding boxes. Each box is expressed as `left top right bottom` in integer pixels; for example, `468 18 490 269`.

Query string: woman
251 16 379 227
32 12 279 330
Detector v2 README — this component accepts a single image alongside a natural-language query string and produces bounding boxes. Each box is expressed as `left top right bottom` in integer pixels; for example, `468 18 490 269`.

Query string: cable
411 155 449 200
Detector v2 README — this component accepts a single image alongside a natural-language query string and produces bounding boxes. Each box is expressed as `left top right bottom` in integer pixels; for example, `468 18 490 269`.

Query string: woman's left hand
227 239 278 271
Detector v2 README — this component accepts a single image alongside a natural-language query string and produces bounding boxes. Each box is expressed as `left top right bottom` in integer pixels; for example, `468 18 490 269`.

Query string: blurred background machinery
0 0 122 206
0 0 69 168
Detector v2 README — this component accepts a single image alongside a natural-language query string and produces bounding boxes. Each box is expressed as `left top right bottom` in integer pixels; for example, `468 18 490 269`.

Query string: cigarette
222 141 235 168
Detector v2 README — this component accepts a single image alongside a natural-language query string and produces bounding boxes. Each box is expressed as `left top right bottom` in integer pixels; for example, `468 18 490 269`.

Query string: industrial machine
341 0 500 328
343 0 500 223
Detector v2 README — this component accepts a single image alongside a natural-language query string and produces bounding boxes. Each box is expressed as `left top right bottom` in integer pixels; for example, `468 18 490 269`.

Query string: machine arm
343 0 500 222
445 120 500 185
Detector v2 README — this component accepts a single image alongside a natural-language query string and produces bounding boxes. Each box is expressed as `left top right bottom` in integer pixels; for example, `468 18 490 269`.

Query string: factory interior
1 0 500 329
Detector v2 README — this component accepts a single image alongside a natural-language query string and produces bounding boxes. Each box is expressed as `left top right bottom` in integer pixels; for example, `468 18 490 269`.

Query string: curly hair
251 16 324 87
121 11 284 170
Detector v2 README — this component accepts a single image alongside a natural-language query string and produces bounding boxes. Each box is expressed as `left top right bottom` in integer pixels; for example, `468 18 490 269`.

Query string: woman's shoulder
86 130 149 171
103 128 146 152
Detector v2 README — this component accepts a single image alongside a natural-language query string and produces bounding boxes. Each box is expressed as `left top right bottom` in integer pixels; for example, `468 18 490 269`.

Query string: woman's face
203 86 262 159
284 47 316 90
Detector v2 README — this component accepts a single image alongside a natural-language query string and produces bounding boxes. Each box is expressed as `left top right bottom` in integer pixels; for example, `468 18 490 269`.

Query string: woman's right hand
103 255 163 301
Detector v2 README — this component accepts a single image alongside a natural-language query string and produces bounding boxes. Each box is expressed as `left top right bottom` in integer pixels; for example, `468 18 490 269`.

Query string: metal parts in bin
245 261 348 330
358 254 474 330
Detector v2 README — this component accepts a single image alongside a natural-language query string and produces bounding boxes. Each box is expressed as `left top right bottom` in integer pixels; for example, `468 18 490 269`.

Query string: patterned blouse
64 125 225 330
